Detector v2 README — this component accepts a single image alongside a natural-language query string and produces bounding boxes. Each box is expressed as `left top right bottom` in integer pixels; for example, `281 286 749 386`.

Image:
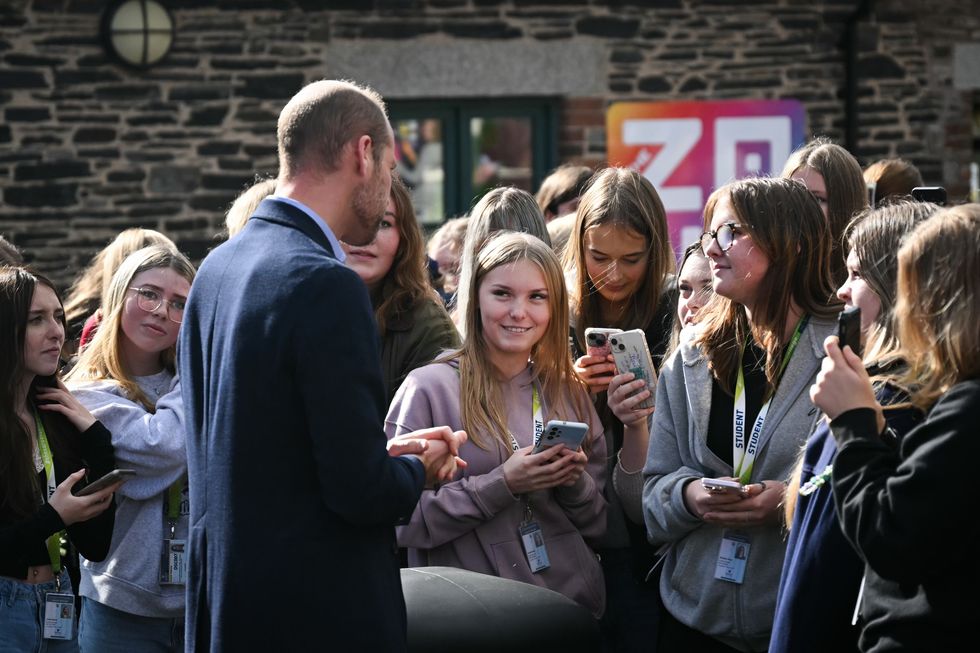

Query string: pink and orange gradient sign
607 99 806 254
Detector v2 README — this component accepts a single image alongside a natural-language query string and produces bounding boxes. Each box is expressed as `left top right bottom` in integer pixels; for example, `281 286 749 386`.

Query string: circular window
101 0 175 69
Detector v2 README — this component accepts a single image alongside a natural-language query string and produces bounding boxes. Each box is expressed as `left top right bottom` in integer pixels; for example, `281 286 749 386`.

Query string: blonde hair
455 187 549 336
66 245 196 411
64 229 175 334
896 203 980 411
427 216 469 297
565 167 674 352
225 177 276 238
445 232 590 452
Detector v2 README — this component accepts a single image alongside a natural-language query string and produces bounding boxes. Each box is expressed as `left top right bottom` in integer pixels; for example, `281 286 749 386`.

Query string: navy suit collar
251 197 336 259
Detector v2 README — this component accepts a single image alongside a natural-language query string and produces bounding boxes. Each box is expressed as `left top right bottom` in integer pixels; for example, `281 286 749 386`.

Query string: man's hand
387 426 468 486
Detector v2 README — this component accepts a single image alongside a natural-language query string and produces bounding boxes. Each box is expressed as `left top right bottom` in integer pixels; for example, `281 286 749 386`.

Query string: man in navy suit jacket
179 80 465 651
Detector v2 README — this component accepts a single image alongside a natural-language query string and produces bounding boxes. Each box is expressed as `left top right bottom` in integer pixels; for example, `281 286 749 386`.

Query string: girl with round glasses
65 245 195 652
1 267 119 653
643 177 838 652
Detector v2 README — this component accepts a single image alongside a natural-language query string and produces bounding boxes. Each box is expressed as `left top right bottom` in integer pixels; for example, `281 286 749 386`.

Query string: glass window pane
470 116 532 201
392 118 445 226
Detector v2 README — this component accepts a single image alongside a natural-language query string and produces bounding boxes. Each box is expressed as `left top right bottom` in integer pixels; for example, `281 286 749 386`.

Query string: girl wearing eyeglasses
643 177 838 653
65 244 195 652
1 267 119 653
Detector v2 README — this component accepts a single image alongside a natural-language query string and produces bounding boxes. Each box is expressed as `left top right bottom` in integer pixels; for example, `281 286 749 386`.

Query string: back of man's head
277 79 389 181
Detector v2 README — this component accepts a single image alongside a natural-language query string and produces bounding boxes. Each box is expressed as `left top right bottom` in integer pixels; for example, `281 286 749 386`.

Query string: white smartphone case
609 329 658 410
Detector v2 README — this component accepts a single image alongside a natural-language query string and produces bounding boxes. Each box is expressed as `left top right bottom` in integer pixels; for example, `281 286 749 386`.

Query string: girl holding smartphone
811 203 980 651
771 200 937 653
1 267 119 652
65 245 195 652
385 232 607 616
643 177 838 652
564 167 675 651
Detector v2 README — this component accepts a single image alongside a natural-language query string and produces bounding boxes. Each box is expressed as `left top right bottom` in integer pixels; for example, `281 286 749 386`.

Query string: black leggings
656 604 748 653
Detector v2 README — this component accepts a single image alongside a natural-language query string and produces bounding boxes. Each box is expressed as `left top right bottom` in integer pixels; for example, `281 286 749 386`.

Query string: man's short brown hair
277 79 390 179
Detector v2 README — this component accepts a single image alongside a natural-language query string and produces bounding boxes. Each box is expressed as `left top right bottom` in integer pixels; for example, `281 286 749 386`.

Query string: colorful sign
607 100 806 254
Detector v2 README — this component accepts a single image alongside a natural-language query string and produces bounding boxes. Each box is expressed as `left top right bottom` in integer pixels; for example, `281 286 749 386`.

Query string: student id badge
714 530 751 584
42 592 75 640
159 538 188 585
519 521 550 573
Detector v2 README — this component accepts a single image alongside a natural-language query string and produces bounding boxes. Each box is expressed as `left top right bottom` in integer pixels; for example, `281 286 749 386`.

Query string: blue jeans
78 597 184 653
0 569 79 653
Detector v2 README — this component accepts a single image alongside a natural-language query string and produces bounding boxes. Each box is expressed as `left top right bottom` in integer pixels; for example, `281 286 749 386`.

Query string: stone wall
0 0 976 286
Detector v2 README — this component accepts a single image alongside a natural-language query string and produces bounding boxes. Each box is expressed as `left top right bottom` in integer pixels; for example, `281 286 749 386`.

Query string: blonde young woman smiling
66 245 195 653
385 232 607 616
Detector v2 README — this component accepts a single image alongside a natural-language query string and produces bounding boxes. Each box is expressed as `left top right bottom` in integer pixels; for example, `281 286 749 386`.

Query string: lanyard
35 411 64 574
732 315 809 483
507 385 544 452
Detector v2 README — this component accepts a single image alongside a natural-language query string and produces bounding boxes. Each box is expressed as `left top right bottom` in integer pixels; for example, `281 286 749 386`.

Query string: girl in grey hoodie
66 244 195 653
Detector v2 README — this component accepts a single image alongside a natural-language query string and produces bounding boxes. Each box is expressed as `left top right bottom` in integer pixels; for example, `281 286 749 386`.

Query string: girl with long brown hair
811 203 980 651
341 176 459 404
644 177 838 652
0 267 118 652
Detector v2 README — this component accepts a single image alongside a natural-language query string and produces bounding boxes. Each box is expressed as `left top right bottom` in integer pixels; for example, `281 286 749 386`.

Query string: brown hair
566 167 675 352
0 234 23 266
535 164 594 219
896 203 980 411
782 137 868 285
863 158 923 207
427 216 469 297
696 177 839 394
843 200 940 365
374 176 444 336
277 79 390 179
0 268 65 517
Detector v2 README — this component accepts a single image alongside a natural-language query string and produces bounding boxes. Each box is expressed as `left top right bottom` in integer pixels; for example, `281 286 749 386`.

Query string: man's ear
353 135 373 178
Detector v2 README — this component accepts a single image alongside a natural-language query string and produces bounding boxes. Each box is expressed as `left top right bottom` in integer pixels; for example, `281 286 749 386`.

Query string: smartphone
584 327 622 359
911 186 946 206
75 469 137 497
837 305 862 358
701 477 745 494
609 329 658 410
532 420 589 454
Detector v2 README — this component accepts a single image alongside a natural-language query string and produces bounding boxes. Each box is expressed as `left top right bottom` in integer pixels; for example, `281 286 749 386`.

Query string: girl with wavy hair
0 267 118 652
386 232 607 616
341 176 459 404
644 177 838 652
811 203 980 652
65 245 195 652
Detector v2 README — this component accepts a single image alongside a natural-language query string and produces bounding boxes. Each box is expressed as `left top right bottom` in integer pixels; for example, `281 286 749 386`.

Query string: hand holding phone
701 477 745 495
75 469 136 497
837 305 862 358
585 327 622 359
609 329 658 410
532 420 589 454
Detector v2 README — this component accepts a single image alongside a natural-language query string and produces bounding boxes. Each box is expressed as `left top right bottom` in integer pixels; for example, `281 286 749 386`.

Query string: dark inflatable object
402 567 600 653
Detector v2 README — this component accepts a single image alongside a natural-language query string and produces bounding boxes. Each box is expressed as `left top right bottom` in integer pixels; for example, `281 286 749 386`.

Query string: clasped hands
387 427 468 487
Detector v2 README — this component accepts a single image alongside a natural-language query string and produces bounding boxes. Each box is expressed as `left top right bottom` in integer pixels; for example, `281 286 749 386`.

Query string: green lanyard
35 411 64 574
732 314 809 483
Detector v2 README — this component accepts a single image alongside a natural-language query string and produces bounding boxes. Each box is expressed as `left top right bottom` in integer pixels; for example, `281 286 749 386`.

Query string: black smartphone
911 186 946 206
76 469 137 496
837 306 862 358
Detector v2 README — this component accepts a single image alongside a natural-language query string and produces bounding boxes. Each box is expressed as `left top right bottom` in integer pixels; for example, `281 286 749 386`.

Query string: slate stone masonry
0 0 976 286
